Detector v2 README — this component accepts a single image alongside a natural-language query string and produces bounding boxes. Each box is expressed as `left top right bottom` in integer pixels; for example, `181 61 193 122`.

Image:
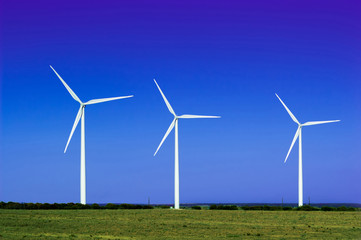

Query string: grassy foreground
0 209 360 239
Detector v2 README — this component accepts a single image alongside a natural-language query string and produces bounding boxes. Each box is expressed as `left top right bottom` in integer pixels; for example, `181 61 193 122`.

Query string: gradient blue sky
1 0 360 204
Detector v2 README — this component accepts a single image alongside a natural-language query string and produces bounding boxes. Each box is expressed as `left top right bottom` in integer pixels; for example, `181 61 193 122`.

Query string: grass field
0 209 360 239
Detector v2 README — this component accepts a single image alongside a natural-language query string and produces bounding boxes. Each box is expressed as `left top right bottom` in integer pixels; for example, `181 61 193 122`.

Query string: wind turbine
153 79 220 209
50 65 133 204
275 93 340 207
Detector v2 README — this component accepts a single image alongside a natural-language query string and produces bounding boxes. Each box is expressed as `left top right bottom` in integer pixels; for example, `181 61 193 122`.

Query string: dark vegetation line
0 202 358 211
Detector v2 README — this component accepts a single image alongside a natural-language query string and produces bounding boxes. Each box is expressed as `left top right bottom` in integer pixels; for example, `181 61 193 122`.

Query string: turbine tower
275 93 340 207
153 79 220 209
50 66 133 204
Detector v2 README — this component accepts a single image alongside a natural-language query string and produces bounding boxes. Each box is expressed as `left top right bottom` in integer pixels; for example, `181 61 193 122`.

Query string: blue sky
1 0 360 204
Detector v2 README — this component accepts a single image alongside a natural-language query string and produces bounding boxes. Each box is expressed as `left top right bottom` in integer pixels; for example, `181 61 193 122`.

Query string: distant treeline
0 202 358 211
0 202 155 210
208 204 358 211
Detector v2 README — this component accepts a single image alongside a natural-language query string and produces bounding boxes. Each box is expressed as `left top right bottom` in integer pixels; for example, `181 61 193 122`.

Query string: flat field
0 209 360 239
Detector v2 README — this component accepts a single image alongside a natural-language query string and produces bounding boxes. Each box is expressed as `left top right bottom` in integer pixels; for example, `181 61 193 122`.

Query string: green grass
0 209 360 239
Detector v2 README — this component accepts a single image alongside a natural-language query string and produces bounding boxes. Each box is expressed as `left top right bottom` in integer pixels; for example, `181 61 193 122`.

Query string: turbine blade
302 120 340 126
64 106 83 153
178 114 221 119
275 93 299 124
50 66 82 103
85 95 134 105
154 119 176 156
154 79 176 116
284 127 301 163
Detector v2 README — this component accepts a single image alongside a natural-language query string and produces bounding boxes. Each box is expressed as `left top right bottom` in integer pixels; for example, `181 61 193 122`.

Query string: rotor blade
154 119 176 156
84 95 133 105
284 127 301 163
154 79 176 116
275 93 299 124
64 106 83 153
50 66 82 104
302 120 340 126
178 114 221 119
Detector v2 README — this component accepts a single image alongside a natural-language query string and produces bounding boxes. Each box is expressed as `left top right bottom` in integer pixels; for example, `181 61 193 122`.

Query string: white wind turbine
275 93 340 207
50 65 133 204
153 79 220 209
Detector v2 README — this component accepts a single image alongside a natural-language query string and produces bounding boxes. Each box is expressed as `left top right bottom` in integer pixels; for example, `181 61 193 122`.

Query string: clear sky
1 0 360 204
